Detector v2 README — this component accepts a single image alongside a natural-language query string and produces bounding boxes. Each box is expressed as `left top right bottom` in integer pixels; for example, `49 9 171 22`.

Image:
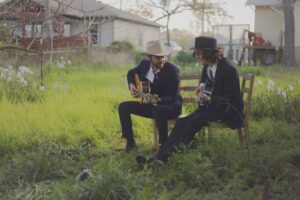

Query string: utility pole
120 0 123 10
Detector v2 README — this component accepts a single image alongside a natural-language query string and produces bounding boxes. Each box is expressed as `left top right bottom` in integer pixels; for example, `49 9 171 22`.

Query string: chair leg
197 128 206 142
244 125 250 149
237 128 243 144
208 125 212 143
152 119 158 150
201 128 206 138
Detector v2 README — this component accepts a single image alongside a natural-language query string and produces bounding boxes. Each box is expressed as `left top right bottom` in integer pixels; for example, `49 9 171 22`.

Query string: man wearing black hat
118 40 182 152
136 36 243 164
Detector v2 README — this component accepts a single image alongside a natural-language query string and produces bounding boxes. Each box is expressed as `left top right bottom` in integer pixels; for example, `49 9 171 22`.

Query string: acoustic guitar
134 73 158 105
198 79 214 106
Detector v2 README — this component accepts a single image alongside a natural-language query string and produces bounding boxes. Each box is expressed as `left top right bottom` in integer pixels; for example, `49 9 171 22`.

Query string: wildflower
257 80 263 86
282 92 287 99
0 73 5 79
17 72 23 80
39 85 45 91
277 87 284 95
19 66 34 75
58 62 65 69
21 80 28 87
267 80 275 91
288 84 294 91
277 87 287 99
67 60 72 65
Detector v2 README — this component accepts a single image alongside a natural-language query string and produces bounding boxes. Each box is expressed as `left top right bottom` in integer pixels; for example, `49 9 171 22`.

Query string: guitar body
141 81 151 94
134 73 158 105
199 79 214 107
134 73 150 96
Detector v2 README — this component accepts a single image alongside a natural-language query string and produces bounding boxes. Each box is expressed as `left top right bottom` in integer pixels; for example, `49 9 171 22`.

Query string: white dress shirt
145 66 160 83
199 64 218 88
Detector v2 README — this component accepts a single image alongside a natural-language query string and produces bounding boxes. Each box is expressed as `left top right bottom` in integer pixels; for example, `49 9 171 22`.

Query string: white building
0 0 162 51
246 0 300 64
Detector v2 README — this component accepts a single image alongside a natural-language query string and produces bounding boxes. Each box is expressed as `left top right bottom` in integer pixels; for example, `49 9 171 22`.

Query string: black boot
136 155 166 166
125 140 137 152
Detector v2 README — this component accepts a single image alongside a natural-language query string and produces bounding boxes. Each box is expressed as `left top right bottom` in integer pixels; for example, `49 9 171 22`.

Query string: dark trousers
156 107 224 161
118 101 181 145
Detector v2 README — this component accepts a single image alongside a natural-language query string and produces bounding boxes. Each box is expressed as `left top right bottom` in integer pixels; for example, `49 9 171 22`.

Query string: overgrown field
0 62 300 199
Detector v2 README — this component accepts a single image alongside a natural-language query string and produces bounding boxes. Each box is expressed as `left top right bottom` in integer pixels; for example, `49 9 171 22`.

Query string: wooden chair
204 74 255 148
152 74 201 150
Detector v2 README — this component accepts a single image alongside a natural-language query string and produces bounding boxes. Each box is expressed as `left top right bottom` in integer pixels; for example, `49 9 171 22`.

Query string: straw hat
143 40 169 56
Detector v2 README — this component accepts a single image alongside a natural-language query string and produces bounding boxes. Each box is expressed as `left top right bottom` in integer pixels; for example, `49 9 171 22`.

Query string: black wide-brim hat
194 36 218 51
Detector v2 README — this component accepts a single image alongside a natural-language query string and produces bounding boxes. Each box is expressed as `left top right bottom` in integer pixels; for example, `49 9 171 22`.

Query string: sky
101 0 255 35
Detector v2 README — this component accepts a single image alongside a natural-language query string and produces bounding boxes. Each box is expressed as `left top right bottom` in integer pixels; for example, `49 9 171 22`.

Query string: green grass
0 64 300 199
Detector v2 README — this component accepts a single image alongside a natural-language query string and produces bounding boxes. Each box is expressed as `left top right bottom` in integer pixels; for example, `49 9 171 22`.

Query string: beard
153 62 165 69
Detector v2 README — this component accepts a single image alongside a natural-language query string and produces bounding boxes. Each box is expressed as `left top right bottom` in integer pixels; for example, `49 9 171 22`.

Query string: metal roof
246 0 282 6
1 0 163 28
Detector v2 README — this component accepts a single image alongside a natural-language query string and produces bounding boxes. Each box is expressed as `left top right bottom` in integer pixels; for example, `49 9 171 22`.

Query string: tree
148 0 187 45
282 0 296 67
45 0 54 62
185 0 229 34
127 1 154 19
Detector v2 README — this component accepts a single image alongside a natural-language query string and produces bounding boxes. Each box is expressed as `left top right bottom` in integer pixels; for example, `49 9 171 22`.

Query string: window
34 24 42 37
90 23 98 44
24 24 42 37
63 24 71 36
25 25 32 38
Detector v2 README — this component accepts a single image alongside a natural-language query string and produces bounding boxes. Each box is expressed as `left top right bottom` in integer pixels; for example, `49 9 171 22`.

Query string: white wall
255 6 283 46
99 20 114 47
255 4 300 64
113 19 160 51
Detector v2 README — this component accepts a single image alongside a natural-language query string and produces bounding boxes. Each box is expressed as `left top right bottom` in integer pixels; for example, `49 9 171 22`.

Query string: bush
107 41 134 53
132 50 144 65
238 66 264 76
175 50 197 67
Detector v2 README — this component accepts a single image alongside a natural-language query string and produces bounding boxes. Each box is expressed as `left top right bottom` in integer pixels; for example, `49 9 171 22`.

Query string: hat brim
192 48 219 58
142 51 169 56
191 47 219 51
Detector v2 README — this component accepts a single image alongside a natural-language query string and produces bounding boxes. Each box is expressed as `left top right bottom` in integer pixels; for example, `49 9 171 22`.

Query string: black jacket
127 59 182 107
200 58 244 129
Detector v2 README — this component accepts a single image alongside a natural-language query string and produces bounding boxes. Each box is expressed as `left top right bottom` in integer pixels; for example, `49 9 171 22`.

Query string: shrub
107 41 134 53
175 50 197 67
238 66 264 76
132 50 144 65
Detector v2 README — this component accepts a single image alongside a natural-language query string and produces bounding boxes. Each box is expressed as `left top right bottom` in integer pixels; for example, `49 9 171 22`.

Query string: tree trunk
166 15 170 46
282 0 296 67
45 0 53 63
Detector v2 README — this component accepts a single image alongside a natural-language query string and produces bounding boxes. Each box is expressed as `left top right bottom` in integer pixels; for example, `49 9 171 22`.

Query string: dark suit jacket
200 58 244 129
127 59 182 109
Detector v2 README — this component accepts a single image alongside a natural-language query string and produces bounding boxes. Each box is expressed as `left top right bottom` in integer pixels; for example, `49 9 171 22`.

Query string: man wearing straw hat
118 40 182 152
136 36 243 164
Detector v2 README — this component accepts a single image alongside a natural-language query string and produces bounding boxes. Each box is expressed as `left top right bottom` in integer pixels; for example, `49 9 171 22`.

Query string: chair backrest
241 74 255 124
179 74 201 104
179 74 255 120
